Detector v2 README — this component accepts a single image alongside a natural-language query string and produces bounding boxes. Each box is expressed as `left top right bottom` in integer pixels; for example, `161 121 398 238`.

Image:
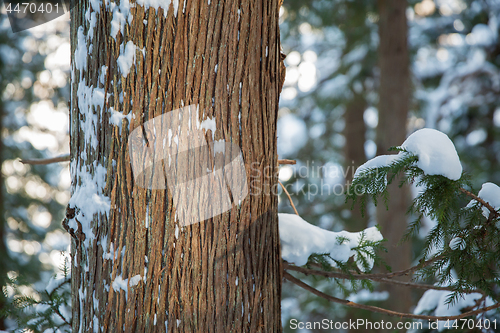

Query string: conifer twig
284 272 500 321
278 180 299 215
19 154 70 165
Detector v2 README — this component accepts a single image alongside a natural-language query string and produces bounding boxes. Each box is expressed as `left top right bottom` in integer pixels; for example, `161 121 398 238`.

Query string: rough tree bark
68 1 284 332
376 0 412 316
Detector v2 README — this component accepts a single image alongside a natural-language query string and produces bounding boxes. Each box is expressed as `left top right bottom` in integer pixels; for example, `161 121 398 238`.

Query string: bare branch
370 277 462 292
278 180 299 215
19 154 70 165
299 255 443 279
278 159 296 165
283 262 481 293
284 272 500 321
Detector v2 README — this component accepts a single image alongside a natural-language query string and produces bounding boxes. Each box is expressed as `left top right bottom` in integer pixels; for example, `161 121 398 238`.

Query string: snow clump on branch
278 213 383 269
470 182 500 218
354 128 463 181
401 128 462 180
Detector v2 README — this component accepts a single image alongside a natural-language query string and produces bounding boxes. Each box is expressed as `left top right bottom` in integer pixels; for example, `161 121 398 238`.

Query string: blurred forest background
0 0 499 332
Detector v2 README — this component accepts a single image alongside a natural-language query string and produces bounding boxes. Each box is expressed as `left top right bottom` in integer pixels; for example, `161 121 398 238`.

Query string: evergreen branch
284 272 500 321
19 154 70 165
278 180 299 215
459 187 500 219
53 305 71 326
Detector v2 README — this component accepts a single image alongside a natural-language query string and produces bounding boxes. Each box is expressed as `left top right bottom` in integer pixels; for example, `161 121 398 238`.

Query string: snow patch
112 275 128 293
354 129 462 181
75 27 88 71
45 275 67 294
109 107 132 134
279 213 383 269
110 0 134 40
213 139 225 156
136 0 179 17
354 154 401 186
200 117 216 139
117 41 137 77
449 237 465 250
414 289 495 331
470 182 500 218
76 82 108 150
68 163 110 248
129 274 142 286
401 128 462 180
478 182 500 211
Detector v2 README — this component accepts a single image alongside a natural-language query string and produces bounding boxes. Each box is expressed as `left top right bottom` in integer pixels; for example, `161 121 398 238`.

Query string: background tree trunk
376 0 412 316
344 95 368 231
69 1 283 332
343 95 370 333
0 106 6 330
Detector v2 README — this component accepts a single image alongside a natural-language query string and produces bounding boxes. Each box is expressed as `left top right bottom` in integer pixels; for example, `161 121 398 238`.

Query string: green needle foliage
304 231 388 296
346 147 500 305
2 256 71 333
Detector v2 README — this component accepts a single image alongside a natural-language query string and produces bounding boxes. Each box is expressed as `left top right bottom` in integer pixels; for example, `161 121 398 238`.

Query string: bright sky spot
453 19 464 31
436 48 449 61
279 166 294 182
414 0 435 16
281 87 297 100
28 101 68 132
45 41 71 71
298 62 316 92
286 51 301 66
284 67 299 86
494 108 500 127
363 107 378 128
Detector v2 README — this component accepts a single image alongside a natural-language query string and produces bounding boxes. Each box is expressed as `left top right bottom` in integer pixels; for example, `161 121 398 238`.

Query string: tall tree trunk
68 1 283 332
376 0 412 316
343 95 370 332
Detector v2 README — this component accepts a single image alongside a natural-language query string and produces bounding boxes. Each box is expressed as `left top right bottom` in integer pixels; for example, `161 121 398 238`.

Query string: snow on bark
136 0 179 17
117 41 137 77
68 163 110 249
